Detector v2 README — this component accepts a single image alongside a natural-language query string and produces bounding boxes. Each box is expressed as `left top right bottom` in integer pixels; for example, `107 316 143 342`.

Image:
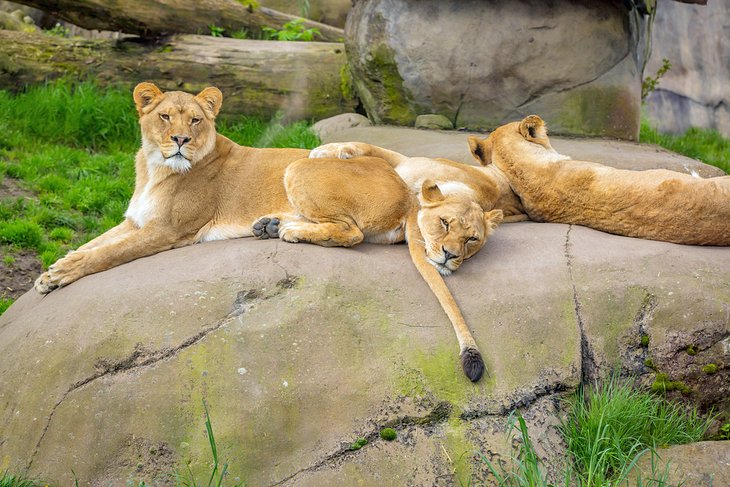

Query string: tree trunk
0 30 354 120
11 0 344 41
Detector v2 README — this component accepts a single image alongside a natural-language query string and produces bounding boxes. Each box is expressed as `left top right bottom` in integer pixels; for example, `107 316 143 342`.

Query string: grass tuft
0 471 39 487
640 118 730 174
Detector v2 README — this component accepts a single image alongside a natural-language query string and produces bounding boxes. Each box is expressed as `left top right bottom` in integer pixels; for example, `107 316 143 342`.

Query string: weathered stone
415 114 453 130
0 8 36 32
629 441 730 486
260 0 351 28
0 30 353 121
321 125 725 177
12 0 344 41
644 0 730 137
312 113 371 140
346 0 649 139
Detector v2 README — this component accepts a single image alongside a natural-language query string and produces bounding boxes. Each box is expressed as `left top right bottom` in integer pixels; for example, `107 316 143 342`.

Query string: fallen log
11 0 344 41
0 30 354 120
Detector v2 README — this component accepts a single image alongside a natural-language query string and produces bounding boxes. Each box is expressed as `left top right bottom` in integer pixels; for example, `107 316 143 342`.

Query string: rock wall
345 0 650 139
644 0 730 137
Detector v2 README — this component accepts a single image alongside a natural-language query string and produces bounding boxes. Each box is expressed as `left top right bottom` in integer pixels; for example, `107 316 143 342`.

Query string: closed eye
467 236 479 243
160 113 170 121
440 218 449 231
191 117 201 125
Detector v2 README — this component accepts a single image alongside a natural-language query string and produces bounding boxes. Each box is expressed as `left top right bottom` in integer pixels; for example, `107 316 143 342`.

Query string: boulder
312 113 371 140
629 441 730 486
644 0 730 137
1 196 728 483
415 114 454 130
345 0 649 139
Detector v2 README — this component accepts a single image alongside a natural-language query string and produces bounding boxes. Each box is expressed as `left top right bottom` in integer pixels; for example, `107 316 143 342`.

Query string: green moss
702 364 718 375
379 428 397 441
651 373 691 395
557 86 638 140
349 437 368 451
444 417 474 483
640 335 650 347
339 62 355 101
686 345 697 356
643 358 655 369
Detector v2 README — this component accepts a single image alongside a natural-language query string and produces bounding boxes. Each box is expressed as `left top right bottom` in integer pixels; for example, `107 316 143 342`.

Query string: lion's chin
427 258 453 276
164 154 192 173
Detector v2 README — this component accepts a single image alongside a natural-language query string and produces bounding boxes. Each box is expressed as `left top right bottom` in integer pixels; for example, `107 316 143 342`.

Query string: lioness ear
468 135 491 166
484 209 503 233
133 82 164 117
420 179 445 203
519 115 547 140
195 87 223 118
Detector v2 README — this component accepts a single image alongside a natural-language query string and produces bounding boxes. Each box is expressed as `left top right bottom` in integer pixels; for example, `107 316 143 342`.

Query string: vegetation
0 471 38 487
379 427 397 441
481 378 712 486
0 80 319 314
641 58 672 102
209 18 320 41
640 119 730 174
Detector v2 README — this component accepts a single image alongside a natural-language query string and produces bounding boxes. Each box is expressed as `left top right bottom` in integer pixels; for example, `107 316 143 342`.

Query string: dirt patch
0 177 32 199
1 248 42 299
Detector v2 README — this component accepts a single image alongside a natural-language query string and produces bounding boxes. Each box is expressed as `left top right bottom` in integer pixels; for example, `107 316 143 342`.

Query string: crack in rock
460 380 571 421
27 281 296 470
564 225 598 385
269 402 452 487
620 291 658 376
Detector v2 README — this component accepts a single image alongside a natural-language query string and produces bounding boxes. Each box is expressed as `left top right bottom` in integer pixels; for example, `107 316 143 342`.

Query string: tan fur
468 115 730 245
33 84 500 381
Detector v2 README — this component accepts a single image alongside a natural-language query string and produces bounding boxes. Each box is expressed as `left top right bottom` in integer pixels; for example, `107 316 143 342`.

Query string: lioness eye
440 218 449 230
467 236 479 243
160 113 170 121
191 118 201 125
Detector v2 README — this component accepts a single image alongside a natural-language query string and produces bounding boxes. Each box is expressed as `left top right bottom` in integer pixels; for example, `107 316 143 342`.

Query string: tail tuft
461 348 485 382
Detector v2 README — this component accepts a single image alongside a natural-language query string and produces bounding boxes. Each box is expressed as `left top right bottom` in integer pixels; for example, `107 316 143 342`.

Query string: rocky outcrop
345 0 651 139
0 30 353 121
1 131 727 485
630 441 730 486
644 0 730 137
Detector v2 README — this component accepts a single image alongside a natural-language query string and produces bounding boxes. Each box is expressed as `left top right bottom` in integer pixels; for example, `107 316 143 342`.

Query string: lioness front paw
252 217 280 239
309 143 364 160
33 251 87 293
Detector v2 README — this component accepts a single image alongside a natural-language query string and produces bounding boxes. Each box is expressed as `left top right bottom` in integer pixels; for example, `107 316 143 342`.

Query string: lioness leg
76 220 136 251
309 142 408 168
279 219 364 247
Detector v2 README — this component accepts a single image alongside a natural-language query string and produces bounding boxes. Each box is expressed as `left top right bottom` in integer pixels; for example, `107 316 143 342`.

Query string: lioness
467 115 730 245
34 83 499 381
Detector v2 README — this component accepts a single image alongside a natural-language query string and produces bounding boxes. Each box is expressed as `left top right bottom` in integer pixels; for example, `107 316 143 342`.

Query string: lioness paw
252 217 280 239
34 272 57 294
309 143 362 160
34 252 88 293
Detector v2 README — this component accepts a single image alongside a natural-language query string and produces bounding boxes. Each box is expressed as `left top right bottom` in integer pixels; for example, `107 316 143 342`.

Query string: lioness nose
171 135 191 147
443 248 458 261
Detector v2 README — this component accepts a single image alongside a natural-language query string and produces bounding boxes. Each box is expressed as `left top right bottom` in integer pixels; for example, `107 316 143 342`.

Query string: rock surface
415 114 454 130
1 130 728 485
312 113 371 140
629 441 730 486
645 0 730 137
345 0 648 139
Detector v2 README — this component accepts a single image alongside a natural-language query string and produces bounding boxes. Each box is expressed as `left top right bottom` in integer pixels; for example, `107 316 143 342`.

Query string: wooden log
0 30 354 120
11 0 344 41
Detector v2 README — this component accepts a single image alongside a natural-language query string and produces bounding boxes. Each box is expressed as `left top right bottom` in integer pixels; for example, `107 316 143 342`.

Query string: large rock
630 441 730 486
345 0 649 139
1 219 728 483
644 0 730 137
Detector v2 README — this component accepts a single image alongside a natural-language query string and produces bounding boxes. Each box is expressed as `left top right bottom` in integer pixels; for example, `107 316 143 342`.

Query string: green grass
640 118 730 174
481 378 712 486
0 471 39 487
0 80 320 273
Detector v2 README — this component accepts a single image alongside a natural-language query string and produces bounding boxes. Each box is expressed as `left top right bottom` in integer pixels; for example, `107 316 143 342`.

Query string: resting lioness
34 83 499 381
467 115 730 245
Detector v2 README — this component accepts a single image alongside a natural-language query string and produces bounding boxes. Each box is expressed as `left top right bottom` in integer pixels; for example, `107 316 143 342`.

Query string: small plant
236 0 260 9
0 298 12 315
3 254 15 266
641 58 671 101
685 345 697 356
643 358 655 369
701 363 718 374
349 437 368 451
640 334 650 347
230 29 249 40
719 422 730 440
379 428 397 441
0 470 38 487
0 220 43 249
45 22 70 37
651 373 691 395
209 25 225 38
262 19 320 42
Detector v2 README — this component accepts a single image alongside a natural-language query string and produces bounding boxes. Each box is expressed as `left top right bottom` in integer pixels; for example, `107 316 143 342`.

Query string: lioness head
467 115 559 168
133 82 223 173
417 180 503 275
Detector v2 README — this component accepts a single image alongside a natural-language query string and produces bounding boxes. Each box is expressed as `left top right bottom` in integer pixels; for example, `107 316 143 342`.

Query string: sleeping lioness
467 115 730 245
34 83 500 381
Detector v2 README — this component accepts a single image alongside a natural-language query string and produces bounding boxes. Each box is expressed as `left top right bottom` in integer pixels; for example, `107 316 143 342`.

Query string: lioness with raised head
34 83 500 381
467 115 730 245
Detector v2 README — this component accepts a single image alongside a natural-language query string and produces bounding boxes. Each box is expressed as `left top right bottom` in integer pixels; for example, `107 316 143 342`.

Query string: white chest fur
125 179 157 227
